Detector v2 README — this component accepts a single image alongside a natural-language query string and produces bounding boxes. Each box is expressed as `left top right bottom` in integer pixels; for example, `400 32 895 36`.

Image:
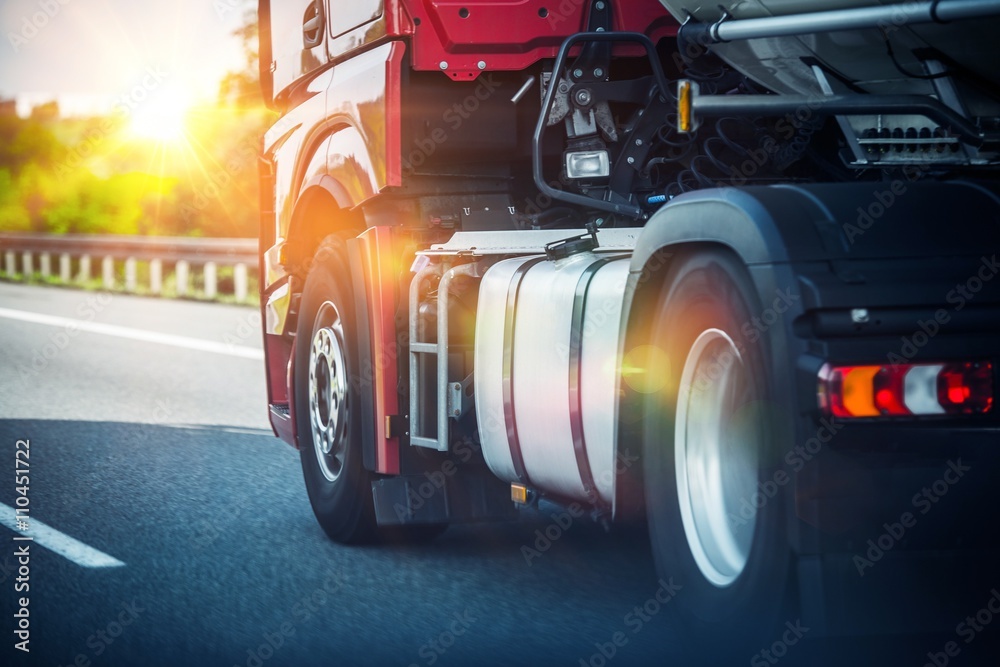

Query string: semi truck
257 0 1000 658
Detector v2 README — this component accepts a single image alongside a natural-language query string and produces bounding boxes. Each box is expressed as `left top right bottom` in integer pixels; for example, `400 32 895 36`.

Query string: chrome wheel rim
675 328 758 588
308 301 349 482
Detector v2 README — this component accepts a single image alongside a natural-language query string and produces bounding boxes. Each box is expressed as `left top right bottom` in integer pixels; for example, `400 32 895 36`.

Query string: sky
0 0 250 116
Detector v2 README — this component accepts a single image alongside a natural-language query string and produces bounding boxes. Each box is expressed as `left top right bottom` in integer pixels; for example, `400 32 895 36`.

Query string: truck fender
617 181 1000 514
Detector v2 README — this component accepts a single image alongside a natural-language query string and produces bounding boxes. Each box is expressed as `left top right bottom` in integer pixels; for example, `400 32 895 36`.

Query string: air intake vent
858 126 960 156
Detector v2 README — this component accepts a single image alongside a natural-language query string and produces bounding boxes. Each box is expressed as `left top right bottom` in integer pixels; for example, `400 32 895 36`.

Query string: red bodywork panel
356 227 402 475
395 0 677 79
385 42 405 188
263 0 678 462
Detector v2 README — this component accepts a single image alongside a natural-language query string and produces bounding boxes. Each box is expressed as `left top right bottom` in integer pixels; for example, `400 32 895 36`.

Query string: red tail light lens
873 365 910 416
938 362 994 415
820 361 993 418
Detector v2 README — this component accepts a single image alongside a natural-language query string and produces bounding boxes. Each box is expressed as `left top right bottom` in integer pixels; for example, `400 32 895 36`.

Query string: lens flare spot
622 344 671 394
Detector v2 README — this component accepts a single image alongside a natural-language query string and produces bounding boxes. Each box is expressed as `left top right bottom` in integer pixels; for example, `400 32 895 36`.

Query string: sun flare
128 89 192 143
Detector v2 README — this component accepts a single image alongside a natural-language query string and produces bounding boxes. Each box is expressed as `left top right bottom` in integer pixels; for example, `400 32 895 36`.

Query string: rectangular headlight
565 150 610 179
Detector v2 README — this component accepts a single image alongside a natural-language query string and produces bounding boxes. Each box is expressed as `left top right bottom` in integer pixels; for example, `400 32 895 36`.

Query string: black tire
295 234 378 544
295 234 448 545
642 248 794 659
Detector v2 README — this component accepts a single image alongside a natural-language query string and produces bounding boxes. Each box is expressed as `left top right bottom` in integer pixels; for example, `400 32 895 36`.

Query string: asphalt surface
0 282 991 667
0 282 680 667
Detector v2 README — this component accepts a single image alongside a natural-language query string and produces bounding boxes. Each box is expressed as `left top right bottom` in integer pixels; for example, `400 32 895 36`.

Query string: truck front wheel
295 235 378 544
643 248 793 655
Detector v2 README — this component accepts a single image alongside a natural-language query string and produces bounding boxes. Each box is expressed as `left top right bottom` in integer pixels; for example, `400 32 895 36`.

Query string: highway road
0 282 988 667
0 282 678 667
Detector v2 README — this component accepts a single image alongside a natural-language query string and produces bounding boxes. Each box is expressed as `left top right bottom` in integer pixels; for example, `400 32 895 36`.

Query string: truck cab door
260 0 331 107
327 0 385 61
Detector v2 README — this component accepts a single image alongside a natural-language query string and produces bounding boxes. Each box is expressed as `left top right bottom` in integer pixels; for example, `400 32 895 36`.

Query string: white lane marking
0 503 125 568
0 306 263 360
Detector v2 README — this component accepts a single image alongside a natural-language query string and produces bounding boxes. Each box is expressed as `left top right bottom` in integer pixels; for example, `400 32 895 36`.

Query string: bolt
477 60 486 70
627 156 635 165
575 89 592 106
593 68 604 78
573 68 584 79
635 138 643 146
851 308 870 323
439 61 448 70
595 218 604 226
596 0 605 9
596 26 604 31
557 81 570 94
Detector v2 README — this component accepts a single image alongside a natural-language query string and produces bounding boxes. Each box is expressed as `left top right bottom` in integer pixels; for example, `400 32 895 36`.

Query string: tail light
820 361 994 418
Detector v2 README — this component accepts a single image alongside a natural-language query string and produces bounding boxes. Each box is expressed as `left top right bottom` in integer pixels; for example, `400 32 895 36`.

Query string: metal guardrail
0 233 258 303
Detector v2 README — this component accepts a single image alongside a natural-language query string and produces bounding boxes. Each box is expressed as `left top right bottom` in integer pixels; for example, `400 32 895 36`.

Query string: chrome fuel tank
474 252 630 506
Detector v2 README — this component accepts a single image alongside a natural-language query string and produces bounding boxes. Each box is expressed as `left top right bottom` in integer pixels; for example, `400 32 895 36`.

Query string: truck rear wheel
295 235 378 544
643 248 793 656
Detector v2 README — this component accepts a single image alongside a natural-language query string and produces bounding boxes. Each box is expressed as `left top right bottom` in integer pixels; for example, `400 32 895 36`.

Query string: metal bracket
570 0 613 83
708 8 731 43
532 31 673 219
446 373 475 419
